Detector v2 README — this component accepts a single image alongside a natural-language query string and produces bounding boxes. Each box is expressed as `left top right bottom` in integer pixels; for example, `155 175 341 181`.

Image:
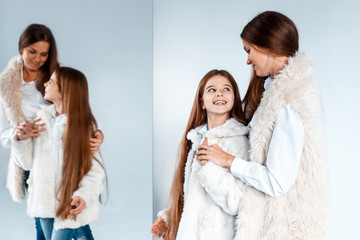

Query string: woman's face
44 72 61 103
21 41 50 72
202 75 235 118
242 39 269 77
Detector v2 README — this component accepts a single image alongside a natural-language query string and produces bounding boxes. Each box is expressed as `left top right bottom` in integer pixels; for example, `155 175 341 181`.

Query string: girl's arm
72 152 106 207
197 136 249 215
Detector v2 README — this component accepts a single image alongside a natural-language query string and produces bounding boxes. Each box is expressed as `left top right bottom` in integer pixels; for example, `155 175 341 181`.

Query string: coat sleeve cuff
157 207 170 226
230 157 248 182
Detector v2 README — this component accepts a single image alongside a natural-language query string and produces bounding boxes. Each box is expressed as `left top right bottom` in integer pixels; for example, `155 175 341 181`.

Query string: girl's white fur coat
0 56 28 202
234 53 328 240
11 104 105 230
158 118 250 240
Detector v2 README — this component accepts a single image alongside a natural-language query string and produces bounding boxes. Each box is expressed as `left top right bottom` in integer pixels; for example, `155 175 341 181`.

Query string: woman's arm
90 130 104 153
0 98 14 148
197 105 304 197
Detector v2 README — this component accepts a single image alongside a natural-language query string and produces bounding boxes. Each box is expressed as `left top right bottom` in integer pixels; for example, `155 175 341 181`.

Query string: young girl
151 70 249 240
11 67 105 240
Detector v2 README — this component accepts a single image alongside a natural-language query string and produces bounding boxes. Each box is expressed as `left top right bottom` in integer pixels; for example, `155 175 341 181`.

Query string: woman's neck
22 66 40 83
54 102 64 116
271 55 289 77
207 113 229 129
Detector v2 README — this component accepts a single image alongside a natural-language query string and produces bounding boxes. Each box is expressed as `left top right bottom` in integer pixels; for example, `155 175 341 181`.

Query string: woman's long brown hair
165 70 246 240
54 67 98 220
19 24 59 95
240 11 299 122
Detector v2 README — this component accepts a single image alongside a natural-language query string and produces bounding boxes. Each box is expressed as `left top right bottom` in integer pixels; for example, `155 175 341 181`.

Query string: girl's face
242 39 269 77
44 72 61 103
21 41 50 72
202 75 234 118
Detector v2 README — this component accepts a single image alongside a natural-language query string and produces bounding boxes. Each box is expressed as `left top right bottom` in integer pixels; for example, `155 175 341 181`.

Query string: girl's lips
213 100 227 105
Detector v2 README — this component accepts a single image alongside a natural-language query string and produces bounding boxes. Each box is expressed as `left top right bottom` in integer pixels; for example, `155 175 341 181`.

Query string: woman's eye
29 50 36 54
41 53 48 57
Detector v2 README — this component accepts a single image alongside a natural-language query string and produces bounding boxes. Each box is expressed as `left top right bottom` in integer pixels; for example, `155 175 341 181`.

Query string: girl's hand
151 216 167 238
69 196 86 215
14 118 46 141
196 137 235 169
90 130 104 153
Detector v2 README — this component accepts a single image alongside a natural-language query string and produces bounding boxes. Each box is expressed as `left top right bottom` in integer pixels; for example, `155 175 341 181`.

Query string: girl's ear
200 98 205 110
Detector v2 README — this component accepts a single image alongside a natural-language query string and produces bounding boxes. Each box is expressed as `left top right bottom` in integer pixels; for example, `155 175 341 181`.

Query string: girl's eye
208 88 216 92
224 87 231 92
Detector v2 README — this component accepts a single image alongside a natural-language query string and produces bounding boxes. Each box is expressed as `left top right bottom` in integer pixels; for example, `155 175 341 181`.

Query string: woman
12 67 105 240
0 24 103 239
197 11 328 239
151 70 249 239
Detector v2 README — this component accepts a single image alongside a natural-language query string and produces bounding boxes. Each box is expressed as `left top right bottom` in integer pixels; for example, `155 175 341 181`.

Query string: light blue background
1 0 359 239
0 0 152 239
153 1 360 240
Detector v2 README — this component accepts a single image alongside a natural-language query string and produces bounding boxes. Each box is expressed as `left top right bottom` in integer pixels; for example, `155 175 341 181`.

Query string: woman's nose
246 58 252 65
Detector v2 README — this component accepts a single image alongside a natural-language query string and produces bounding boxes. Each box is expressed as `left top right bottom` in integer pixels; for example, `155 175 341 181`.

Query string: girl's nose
216 91 223 96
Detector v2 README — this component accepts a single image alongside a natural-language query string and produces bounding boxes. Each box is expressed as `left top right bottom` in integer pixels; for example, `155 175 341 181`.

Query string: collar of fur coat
271 52 313 90
186 118 248 145
0 56 25 125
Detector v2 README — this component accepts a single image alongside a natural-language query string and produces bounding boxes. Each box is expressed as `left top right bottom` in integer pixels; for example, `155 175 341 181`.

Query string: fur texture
234 52 328 240
159 118 250 240
11 104 105 230
0 56 27 202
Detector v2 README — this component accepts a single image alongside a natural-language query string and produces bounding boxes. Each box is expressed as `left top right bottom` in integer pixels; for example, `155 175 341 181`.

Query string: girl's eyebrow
206 85 215 90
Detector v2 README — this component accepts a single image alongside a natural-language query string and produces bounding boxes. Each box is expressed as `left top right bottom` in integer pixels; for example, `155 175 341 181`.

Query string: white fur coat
158 118 250 240
234 53 328 240
0 56 28 202
11 104 105 230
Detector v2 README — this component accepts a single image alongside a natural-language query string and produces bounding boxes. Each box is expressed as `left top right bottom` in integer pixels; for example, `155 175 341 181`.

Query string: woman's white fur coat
0 56 29 202
11 104 105 230
158 118 250 240
234 53 328 240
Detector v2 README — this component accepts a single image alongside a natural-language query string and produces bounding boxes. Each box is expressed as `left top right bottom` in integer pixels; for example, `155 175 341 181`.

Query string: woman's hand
69 196 86 215
14 118 46 141
196 137 235 169
151 216 167 238
90 130 104 153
